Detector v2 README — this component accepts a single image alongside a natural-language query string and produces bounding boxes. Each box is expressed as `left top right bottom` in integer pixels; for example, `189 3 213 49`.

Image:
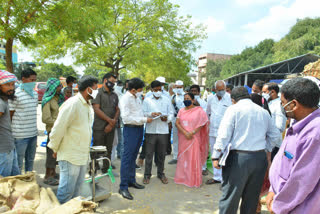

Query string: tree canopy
35 63 78 82
206 17 320 86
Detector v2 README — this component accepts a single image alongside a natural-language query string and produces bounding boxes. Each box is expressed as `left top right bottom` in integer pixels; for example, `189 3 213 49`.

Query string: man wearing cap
0 70 20 177
145 77 170 99
168 80 185 164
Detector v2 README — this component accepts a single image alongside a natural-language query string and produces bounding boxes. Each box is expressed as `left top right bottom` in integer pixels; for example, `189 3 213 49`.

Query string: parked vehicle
35 82 47 101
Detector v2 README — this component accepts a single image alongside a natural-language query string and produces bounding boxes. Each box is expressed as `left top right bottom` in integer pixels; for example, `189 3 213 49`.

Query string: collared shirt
92 87 119 131
195 96 207 112
206 93 232 137
171 93 185 117
213 99 279 158
269 108 320 214
42 95 59 132
8 87 38 139
120 91 147 125
143 95 174 134
268 97 287 148
145 90 171 99
48 93 93 166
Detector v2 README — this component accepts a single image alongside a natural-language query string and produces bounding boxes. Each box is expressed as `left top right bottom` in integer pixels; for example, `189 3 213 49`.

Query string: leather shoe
129 182 145 189
119 189 133 200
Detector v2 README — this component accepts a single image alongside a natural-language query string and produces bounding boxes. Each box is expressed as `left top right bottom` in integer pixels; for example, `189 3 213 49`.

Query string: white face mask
176 88 183 95
173 88 178 94
136 91 143 97
194 95 200 100
161 86 164 91
153 91 162 98
72 83 77 88
262 92 270 101
88 87 98 99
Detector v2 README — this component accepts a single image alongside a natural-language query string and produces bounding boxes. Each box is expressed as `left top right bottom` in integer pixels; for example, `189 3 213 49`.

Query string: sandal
43 177 59 186
143 177 150 184
158 175 168 184
54 173 60 180
205 178 221 185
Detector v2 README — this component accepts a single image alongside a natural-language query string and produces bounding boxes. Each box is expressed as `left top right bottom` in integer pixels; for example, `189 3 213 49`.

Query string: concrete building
196 53 232 86
0 41 18 64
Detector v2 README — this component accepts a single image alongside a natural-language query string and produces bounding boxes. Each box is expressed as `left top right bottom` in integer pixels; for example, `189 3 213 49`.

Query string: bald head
215 80 226 91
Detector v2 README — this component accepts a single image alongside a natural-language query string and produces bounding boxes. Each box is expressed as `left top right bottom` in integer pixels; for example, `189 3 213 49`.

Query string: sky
18 0 320 72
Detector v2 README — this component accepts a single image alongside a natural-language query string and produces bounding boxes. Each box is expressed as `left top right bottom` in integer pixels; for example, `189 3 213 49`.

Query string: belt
124 124 144 128
232 149 265 154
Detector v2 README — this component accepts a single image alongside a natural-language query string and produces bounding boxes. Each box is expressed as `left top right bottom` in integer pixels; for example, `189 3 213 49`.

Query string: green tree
35 63 78 82
31 0 206 82
205 59 227 88
0 0 57 73
0 59 5 70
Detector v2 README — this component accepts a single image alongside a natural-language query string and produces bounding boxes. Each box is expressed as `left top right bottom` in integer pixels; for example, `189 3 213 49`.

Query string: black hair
184 92 195 100
250 93 271 115
281 77 320 108
253 79 265 90
151 80 162 89
190 85 200 93
265 82 279 94
66 76 76 84
128 78 145 90
102 73 117 81
231 86 250 102
21 68 37 79
117 80 123 86
78 75 99 92
226 84 234 91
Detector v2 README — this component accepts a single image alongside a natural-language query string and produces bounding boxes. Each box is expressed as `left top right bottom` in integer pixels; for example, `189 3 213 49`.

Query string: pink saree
174 106 209 188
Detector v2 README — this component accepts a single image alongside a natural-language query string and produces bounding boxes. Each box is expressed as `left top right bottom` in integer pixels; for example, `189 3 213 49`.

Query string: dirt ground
33 104 269 214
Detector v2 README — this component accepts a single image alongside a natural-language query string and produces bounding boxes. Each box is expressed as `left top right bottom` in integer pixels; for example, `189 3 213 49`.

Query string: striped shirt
9 87 38 139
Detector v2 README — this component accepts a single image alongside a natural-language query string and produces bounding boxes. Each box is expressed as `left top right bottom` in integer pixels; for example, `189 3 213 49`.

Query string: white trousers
172 117 179 160
111 129 118 163
210 136 222 182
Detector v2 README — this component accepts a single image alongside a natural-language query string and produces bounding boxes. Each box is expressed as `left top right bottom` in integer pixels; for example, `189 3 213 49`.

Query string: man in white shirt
190 84 207 111
212 87 279 214
262 82 287 160
142 80 174 185
168 80 185 164
206 80 232 184
145 76 170 99
9 68 38 173
119 78 153 200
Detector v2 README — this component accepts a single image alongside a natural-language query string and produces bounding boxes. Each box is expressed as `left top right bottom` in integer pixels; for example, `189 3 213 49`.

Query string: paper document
152 115 161 120
219 144 232 166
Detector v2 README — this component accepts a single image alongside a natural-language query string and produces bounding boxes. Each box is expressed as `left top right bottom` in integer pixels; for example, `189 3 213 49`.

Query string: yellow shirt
48 93 93 166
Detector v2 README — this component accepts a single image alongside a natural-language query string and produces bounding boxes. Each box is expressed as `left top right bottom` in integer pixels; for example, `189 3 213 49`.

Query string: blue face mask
21 82 36 97
183 100 192 107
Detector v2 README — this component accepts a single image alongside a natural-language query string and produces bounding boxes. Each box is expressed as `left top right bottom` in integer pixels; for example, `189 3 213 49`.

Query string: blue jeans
120 126 144 190
0 149 20 177
15 136 37 172
116 127 124 158
57 160 87 204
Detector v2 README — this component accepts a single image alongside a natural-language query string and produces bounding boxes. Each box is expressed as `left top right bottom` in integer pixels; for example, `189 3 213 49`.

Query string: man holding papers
142 80 174 185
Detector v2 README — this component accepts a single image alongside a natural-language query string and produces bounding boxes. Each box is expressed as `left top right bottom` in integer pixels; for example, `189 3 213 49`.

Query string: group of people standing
0 68 320 214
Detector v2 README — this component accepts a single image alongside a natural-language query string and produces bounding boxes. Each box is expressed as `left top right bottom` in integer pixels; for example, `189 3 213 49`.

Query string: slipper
158 175 168 184
205 178 221 185
143 177 150 184
43 177 59 186
202 169 209 176
54 173 60 180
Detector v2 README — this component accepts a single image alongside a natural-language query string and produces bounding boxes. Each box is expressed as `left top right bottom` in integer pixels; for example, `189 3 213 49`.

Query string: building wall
197 53 232 86
0 42 18 63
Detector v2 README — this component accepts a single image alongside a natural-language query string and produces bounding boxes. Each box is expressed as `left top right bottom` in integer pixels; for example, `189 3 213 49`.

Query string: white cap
175 80 184 86
156 76 166 83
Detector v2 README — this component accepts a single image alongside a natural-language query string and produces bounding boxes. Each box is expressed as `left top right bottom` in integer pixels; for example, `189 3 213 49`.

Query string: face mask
183 100 192 107
161 86 164 91
212 91 216 95
153 91 162 98
194 95 200 100
115 85 123 94
176 88 183 95
72 83 77 88
21 82 36 97
88 87 98 99
136 91 143 97
106 80 115 89
281 100 295 115
262 92 270 101
173 88 178 94
216 90 225 97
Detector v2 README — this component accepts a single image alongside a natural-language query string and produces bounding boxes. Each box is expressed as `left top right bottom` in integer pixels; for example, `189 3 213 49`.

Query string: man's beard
0 90 15 100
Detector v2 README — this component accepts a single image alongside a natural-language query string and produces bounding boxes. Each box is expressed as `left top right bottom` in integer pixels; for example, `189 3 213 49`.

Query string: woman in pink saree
174 93 209 188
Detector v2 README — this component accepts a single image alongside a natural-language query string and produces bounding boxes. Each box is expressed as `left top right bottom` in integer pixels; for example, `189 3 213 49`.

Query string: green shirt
48 93 93 166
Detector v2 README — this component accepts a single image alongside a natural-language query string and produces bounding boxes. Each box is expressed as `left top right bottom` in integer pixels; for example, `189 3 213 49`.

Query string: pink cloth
174 106 209 188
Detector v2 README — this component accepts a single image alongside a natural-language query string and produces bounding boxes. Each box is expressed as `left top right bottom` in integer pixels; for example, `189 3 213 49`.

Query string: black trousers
92 129 115 171
167 124 172 155
144 134 168 178
220 151 267 214
271 147 279 162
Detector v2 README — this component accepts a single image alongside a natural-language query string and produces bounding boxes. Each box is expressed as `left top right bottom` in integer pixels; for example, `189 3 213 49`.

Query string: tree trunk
5 38 14 74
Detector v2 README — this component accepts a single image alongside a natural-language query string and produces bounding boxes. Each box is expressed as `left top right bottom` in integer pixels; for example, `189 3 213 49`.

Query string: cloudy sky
19 0 320 70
